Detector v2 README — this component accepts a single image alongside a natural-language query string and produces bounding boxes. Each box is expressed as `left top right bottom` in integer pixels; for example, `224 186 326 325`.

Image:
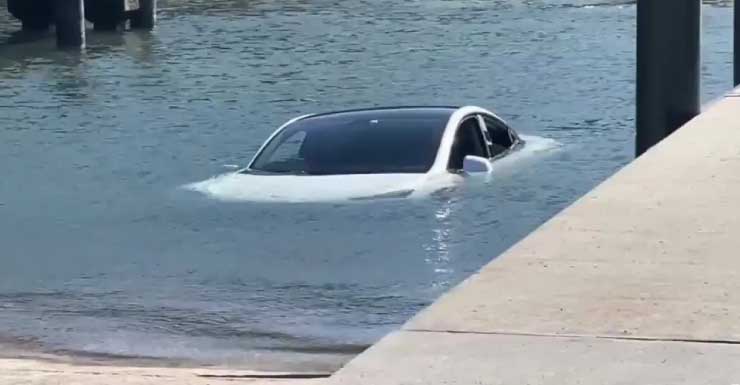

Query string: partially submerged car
189 106 524 202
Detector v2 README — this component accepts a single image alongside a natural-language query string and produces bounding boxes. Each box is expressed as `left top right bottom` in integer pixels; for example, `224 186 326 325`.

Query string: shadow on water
84 29 159 62
0 29 159 74
3 28 52 45
157 0 311 17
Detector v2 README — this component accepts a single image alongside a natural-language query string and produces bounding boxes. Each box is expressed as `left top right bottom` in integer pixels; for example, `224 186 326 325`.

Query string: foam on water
519 135 562 156
183 172 446 203
490 135 563 170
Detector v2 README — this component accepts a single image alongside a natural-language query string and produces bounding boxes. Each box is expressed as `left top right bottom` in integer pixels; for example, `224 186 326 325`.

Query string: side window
271 131 306 162
448 117 488 170
255 130 307 172
483 116 514 157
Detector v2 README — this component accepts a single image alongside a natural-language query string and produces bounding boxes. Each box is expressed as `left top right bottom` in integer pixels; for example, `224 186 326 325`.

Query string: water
0 0 734 372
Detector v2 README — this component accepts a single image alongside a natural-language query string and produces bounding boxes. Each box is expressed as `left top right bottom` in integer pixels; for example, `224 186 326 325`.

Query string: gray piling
636 0 701 156
130 0 157 29
54 0 86 48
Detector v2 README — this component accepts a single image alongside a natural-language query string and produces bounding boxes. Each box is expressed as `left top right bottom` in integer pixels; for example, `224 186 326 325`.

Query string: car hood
185 172 460 203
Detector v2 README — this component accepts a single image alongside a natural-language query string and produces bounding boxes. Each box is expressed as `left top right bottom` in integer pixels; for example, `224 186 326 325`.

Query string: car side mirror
463 155 492 173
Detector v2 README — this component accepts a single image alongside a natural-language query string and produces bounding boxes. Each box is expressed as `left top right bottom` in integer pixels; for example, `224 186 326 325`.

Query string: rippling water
0 0 734 372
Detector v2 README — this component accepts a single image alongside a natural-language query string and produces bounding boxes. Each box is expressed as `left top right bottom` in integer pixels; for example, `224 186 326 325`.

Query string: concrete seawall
325 90 740 384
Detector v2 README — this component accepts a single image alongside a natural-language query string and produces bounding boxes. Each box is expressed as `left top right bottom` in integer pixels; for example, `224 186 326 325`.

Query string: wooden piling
735 0 740 86
130 0 157 29
54 0 85 48
635 0 701 156
7 0 53 31
85 0 128 31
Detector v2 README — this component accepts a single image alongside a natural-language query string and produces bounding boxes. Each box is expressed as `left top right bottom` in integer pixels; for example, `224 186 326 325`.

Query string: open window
448 116 488 170
482 115 515 157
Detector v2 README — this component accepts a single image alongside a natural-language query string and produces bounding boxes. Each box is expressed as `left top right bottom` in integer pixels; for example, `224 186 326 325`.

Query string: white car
189 106 524 202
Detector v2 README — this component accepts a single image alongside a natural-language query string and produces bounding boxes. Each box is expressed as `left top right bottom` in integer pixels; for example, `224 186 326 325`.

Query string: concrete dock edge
325 93 740 384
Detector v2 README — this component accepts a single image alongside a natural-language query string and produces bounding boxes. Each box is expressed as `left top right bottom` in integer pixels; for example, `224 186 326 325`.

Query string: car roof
297 106 460 122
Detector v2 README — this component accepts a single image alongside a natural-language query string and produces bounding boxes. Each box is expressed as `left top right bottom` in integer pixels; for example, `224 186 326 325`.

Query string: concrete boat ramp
5 93 740 385
324 92 740 384
4 84 740 385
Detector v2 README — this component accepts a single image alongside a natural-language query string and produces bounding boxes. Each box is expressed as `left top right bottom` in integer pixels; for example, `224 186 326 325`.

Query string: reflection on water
424 200 456 288
0 0 735 372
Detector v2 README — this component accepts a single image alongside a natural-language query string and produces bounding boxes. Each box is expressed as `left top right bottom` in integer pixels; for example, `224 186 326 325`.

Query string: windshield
249 111 450 175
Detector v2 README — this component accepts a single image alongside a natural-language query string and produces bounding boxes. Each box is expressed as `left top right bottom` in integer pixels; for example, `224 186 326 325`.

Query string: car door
481 114 517 159
448 115 490 171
